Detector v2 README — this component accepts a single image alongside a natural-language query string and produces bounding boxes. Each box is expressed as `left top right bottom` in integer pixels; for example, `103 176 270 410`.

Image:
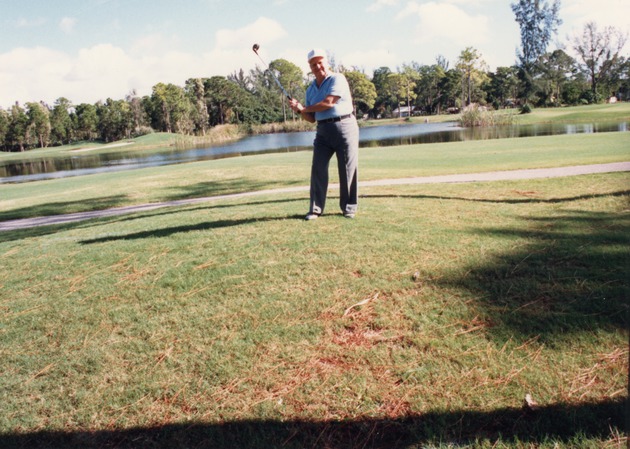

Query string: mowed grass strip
0 169 627 447
1 131 629 221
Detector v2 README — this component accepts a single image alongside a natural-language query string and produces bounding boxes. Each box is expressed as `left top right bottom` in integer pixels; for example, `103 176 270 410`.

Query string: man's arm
290 95 340 123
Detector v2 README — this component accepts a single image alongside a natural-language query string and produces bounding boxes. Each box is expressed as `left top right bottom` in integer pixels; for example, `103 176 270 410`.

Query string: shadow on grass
99 198 306 228
0 195 130 221
362 189 630 204
0 398 624 448
442 208 629 342
366 190 629 339
0 177 302 224
161 178 305 203
0 198 306 244
79 214 304 244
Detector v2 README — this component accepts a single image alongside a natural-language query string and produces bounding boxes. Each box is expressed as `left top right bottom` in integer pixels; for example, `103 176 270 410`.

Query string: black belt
317 114 353 124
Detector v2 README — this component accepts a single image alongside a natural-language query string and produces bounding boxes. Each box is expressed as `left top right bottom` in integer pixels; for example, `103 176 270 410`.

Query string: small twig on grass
343 293 379 316
514 335 540 351
111 392 151 413
8 304 44 318
510 253 533 275
183 284 213 298
153 346 174 369
24 363 55 385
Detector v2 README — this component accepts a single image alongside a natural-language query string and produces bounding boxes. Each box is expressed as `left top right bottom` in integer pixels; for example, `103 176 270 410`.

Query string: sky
1 0 629 108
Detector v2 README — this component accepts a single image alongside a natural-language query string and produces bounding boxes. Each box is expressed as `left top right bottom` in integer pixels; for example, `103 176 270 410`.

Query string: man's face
309 57 327 79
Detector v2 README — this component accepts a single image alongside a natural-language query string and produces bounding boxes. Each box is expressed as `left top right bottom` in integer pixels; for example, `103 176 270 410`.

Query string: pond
1 120 627 183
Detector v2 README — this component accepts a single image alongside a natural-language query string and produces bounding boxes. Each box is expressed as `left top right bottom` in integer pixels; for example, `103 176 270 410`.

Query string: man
289 49 359 220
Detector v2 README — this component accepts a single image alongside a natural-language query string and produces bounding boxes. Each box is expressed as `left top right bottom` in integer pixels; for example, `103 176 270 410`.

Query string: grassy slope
515 102 630 125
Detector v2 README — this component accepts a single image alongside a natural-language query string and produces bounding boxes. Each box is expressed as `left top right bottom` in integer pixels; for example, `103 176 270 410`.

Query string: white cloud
206 17 292 77
442 0 493 6
215 17 287 50
59 17 77 34
367 0 399 13
0 17 293 108
64 44 131 82
561 0 630 34
340 48 400 72
0 47 72 106
400 2 491 48
130 33 183 56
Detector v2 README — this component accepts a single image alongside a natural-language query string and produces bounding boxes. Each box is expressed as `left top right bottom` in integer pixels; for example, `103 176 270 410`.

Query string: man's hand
288 98 304 114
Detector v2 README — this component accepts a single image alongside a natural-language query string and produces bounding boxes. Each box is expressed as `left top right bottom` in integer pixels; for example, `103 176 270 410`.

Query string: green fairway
0 123 628 448
1 131 629 222
514 102 630 125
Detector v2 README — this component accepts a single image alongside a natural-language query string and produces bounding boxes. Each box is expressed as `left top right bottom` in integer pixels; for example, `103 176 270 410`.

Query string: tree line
0 8 627 152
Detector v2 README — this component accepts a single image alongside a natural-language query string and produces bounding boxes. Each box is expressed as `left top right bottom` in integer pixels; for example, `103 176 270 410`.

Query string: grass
515 102 630 125
0 172 627 448
1 131 629 221
0 110 628 447
365 102 630 127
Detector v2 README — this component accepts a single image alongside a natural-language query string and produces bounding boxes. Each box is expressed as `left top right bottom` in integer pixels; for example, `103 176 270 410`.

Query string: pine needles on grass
0 170 627 448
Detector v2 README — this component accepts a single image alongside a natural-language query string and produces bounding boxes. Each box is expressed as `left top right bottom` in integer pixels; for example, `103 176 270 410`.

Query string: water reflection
1 121 627 183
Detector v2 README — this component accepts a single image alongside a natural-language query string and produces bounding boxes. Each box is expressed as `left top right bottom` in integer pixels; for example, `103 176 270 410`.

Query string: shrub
520 104 532 114
133 126 154 137
460 103 517 127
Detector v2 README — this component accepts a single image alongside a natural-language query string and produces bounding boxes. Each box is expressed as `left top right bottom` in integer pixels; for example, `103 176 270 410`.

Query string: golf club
252 43 292 100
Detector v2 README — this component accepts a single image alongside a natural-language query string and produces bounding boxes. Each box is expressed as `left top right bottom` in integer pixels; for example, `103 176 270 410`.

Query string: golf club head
252 43 260 53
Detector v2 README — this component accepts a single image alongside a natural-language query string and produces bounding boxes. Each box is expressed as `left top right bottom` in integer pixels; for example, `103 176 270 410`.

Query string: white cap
307 48 326 62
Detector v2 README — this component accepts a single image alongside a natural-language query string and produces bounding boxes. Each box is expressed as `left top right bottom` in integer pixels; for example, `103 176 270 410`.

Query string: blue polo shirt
305 73 354 121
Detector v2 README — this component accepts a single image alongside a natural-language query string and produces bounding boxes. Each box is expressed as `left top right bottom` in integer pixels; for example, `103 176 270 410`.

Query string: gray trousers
309 116 359 216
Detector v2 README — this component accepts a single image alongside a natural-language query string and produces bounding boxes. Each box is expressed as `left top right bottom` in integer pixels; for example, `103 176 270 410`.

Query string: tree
248 66 284 124
185 78 210 135
0 108 9 151
398 65 420 116
438 69 463 111
387 72 417 117
485 66 520 109
511 0 562 67
572 22 628 102
344 71 377 117
268 59 304 121
149 83 192 134
50 97 73 145
536 49 577 106
617 58 630 101
415 62 447 115
74 103 99 141
372 67 397 117
204 76 249 126
25 102 51 148
125 90 149 136
7 103 28 151
511 0 562 102
97 98 134 142
228 69 252 91
383 73 407 117
456 47 489 106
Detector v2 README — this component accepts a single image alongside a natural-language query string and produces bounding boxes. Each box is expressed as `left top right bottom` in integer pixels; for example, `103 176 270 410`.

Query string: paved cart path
1 162 629 231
